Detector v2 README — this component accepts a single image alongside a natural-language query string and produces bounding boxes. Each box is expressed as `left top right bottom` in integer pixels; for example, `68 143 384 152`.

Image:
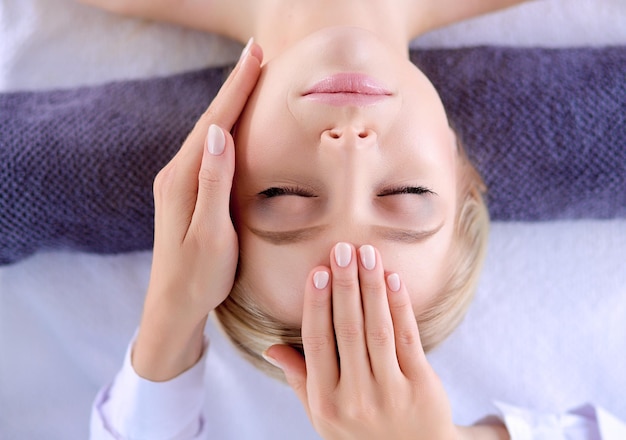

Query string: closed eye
378 186 435 196
259 186 317 198
259 185 433 198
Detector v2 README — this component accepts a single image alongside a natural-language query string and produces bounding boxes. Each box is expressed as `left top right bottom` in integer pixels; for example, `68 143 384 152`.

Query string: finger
178 40 263 164
189 124 234 229
330 242 369 378
301 267 338 394
386 273 426 381
198 40 264 130
263 345 311 418
155 41 262 236
357 245 400 381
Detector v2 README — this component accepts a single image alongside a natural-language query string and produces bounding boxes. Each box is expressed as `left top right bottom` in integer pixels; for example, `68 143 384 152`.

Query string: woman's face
233 27 458 326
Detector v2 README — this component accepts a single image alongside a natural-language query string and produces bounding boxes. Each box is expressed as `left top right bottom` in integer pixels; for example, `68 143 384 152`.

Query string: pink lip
303 73 392 106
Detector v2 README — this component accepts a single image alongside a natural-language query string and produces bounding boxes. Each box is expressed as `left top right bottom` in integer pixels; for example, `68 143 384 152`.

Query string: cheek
237 237 320 327
380 233 453 314
402 260 449 314
254 198 322 230
376 197 438 227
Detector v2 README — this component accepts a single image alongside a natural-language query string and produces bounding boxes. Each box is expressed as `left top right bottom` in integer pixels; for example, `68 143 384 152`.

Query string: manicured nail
387 273 401 292
207 124 225 155
359 245 376 270
334 242 352 267
313 271 329 289
262 350 283 370
239 37 253 62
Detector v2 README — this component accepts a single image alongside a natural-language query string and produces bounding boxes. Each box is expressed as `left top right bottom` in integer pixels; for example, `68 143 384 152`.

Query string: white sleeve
494 401 626 440
90 337 208 440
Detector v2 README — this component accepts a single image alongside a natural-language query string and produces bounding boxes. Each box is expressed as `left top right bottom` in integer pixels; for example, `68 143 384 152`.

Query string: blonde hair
214 138 489 381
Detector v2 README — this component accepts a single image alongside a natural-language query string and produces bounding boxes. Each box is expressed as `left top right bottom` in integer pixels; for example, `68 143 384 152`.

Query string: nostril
324 129 372 140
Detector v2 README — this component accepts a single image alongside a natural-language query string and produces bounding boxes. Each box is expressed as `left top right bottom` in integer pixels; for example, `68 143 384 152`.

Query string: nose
322 126 377 149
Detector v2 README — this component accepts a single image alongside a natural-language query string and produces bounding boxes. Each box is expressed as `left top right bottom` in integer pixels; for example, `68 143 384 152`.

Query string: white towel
1 0 625 438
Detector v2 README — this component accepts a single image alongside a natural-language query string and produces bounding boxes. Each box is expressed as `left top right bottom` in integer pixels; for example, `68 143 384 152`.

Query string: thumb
190 124 234 228
264 345 309 411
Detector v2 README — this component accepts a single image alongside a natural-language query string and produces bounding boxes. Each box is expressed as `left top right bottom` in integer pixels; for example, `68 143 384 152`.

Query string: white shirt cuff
91 335 208 440
494 401 626 440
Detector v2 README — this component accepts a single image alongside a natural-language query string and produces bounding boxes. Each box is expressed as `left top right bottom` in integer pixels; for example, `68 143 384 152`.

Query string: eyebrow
248 222 444 245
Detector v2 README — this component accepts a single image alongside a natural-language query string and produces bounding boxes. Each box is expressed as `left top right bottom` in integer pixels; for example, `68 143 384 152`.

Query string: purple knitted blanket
1 47 625 265
413 47 626 221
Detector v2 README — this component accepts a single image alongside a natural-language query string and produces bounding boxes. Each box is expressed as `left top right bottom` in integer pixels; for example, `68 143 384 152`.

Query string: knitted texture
1 68 225 264
1 47 625 265
413 47 626 221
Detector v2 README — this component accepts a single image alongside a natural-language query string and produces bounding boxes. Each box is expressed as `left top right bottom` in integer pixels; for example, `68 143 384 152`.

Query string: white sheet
1 0 625 438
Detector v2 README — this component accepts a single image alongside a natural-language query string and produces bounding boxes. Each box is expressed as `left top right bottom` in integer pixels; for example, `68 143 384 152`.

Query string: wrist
132 312 208 382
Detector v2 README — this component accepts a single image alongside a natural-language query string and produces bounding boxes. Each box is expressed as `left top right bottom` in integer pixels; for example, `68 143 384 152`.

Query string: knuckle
311 399 339 423
332 274 359 291
382 391 407 413
343 398 375 423
307 292 329 311
197 166 224 195
153 164 176 200
198 97 233 128
396 326 419 347
360 277 386 294
302 334 333 355
199 107 218 125
334 322 363 344
389 295 412 315
189 222 218 248
366 326 392 347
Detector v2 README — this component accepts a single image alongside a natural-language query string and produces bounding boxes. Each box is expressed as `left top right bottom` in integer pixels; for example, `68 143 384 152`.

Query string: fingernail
262 350 284 370
313 271 329 289
387 273 401 292
207 124 225 155
359 245 376 270
334 242 352 267
239 37 253 62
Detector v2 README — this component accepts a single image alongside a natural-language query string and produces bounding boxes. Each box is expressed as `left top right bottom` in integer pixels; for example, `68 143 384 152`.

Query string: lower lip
303 73 391 106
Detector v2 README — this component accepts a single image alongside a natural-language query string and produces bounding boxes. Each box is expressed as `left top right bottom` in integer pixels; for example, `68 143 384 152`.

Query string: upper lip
303 73 392 96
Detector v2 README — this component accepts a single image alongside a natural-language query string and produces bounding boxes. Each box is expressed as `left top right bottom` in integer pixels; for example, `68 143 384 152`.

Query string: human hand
132 40 263 382
75 0 246 38
265 242 460 440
